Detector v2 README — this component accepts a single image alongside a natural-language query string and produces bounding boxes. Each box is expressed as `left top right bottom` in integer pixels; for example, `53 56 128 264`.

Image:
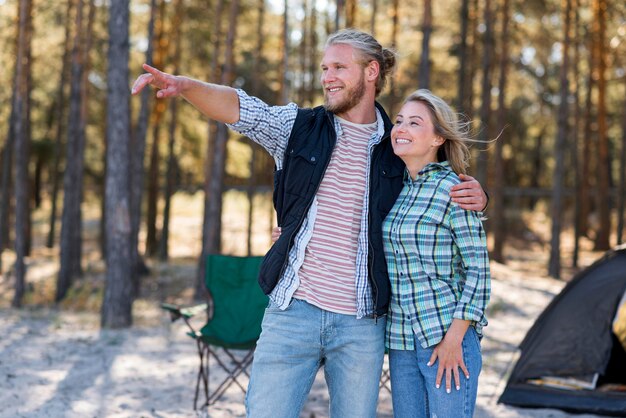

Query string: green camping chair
162 254 267 410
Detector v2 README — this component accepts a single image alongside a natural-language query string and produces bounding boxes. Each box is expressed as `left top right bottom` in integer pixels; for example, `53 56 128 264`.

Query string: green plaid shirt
383 161 490 350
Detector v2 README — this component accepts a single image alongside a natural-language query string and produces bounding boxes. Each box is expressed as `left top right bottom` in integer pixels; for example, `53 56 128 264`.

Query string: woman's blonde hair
403 89 472 174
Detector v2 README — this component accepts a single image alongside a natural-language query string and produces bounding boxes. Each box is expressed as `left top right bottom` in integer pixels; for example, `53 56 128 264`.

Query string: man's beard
323 74 366 115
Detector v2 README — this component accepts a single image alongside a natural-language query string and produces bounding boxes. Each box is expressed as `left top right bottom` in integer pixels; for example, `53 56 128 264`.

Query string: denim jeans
245 298 386 418
389 327 482 418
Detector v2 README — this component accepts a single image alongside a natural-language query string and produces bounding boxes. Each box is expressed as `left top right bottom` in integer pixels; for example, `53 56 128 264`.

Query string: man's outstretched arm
450 174 489 212
131 63 240 124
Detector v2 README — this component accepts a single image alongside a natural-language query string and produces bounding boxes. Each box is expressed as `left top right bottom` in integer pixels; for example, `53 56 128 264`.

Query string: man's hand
271 227 282 243
449 174 488 212
131 63 185 98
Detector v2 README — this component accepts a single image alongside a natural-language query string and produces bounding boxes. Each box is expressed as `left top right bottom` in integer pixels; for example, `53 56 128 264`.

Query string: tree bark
57 0 88 301
593 0 610 250
476 0 494 187
618 79 626 244
247 0 266 256
491 0 510 263
158 0 184 261
572 1 582 266
548 0 572 279
456 0 470 113
102 0 133 328
418 0 432 89
145 0 168 257
129 0 157 296
196 0 225 298
206 0 240 254
47 0 74 249
12 0 33 308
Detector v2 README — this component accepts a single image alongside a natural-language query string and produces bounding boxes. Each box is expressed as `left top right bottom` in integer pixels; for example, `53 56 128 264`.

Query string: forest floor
0 192 619 417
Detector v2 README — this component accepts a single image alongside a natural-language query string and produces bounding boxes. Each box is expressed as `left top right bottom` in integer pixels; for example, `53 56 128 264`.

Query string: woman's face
390 101 442 162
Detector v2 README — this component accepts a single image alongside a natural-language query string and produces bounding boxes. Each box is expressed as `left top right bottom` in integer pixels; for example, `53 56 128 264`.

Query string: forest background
0 0 625 328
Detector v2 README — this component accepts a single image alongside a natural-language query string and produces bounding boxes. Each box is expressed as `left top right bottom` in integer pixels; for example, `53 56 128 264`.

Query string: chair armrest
161 303 209 322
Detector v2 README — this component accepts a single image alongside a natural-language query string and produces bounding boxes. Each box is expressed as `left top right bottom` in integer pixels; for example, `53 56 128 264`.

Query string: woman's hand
428 320 471 393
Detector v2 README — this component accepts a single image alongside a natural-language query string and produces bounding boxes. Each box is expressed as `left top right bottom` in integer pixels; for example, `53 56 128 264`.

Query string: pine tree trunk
418 0 432 89
196 0 225 299
129 0 157 296
158 0 184 261
206 0 240 254
476 0 494 187
618 82 626 245
593 0 610 250
456 0 470 113
247 0 266 256
388 0 399 115
102 0 133 328
145 0 167 257
369 0 377 36
12 0 33 308
548 0 572 279
47 0 74 249
492 0 510 263
57 0 88 301
280 0 289 104
572 1 582 266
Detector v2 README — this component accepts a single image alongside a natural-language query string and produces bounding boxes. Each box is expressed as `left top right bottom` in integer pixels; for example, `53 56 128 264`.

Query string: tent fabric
499 247 626 417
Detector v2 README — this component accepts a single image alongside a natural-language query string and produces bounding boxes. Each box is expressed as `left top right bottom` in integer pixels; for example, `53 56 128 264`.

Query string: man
132 29 487 418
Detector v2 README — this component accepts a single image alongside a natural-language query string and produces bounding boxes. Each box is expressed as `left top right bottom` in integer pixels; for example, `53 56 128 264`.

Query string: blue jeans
245 298 386 418
389 327 482 418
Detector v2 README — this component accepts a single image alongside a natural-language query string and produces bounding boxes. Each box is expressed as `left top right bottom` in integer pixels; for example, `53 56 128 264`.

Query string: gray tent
499 247 626 416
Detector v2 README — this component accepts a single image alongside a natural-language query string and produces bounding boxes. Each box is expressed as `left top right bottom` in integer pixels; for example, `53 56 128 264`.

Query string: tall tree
145 0 168 256
548 0 572 279
345 0 356 27
280 0 289 104
205 0 240 254
102 0 133 328
418 0 432 89
47 0 74 249
491 0 511 263
158 0 184 261
129 0 157 296
388 0 400 114
456 0 471 114
618 82 626 244
370 0 377 36
12 0 34 307
476 0 494 186
196 0 225 298
580 29 594 236
57 0 89 301
571 0 582 266
593 0 610 250
247 0 266 256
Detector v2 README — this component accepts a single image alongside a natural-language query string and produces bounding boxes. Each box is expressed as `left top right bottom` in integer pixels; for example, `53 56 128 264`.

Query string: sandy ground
0 255 617 418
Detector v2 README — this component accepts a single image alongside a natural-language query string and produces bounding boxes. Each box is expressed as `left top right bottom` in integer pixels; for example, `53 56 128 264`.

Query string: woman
384 89 490 418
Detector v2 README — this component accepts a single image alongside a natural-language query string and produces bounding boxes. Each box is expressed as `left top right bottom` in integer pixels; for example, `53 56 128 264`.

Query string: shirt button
395 250 398 254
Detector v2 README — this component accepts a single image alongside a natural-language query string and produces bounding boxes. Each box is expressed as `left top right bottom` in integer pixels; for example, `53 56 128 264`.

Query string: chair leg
194 340 210 410
207 348 255 406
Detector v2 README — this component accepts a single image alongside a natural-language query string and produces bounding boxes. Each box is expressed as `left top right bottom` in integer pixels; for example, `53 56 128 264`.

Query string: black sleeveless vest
259 102 405 316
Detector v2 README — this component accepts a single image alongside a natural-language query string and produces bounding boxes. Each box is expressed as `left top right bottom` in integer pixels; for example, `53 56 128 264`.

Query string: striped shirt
383 161 490 350
293 118 377 314
226 90 387 318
